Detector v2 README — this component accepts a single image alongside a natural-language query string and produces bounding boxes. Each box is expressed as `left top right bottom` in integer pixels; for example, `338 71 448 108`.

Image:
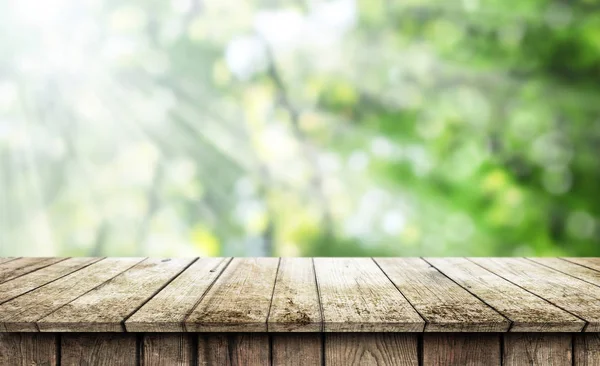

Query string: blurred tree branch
135 159 165 255
262 39 334 237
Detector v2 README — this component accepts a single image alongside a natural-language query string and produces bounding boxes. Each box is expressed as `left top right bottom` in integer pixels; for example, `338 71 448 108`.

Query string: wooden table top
0 257 597 333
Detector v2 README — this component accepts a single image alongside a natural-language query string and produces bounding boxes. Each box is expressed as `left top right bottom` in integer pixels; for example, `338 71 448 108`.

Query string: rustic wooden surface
268 258 322 332
423 334 501 366
0 257 65 284
0 257 598 333
61 333 137 365
186 258 280 332
325 333 419 365
376 258 509 332
471 257 600 332
315 258 423 332
427 257 585 332
503 333 572 366
0 257 101 305
197 333 270 365
0 257 143 331
127 257 231 332
272 334 322 366
0 257 17 265
564 258 600 272
0 332 599 365
529 257 600 287
144 333 194 366
0 333 57 366
38 258 193 332
575 334 600 366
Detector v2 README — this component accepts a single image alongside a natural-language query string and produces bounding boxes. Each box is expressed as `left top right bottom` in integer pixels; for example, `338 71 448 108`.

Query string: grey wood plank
268 258 321 332
126 257 230 332
144 333 193 366
0 333 57 366
503 334 572 366
470 257 600 332
38 258 194 332
423 334 500 366
197 334 269 366
375 258 509 332
0 257 18 265
575 334 600 366
314 258 424 332
186 258 280 332
0 257 66 284
529 258 600 286
426 257 584 332
325 333 418 366
272 334 322 366
563 258 600 272
61 334 136 366
0 257 102 305
0 257 144 332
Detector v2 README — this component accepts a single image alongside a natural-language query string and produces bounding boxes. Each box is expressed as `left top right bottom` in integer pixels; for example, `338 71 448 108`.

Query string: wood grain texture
376 258 509 332
61 334 136 366
529 257 600 286
186 258 280 332
575 334 600 366
426 257 584 332
268 258 321 332
272 334 322 366
314 258 424 332
197 333 269 366
144 334 193 366
0 333 57 366
563 258 600 272
325 333 418 366
423 334 500 366
0 257 144 332
0 257 17 265
38 258 194 332
503 334 572 366
0 257 66 284
470 257 600 332
126 257 230 332
0 257 102 305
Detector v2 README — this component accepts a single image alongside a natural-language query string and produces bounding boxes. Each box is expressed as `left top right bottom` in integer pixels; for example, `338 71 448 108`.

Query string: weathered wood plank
423 334 500 366
314 258 424 332
375 258 509 332
470 257 600 332
144 334 193 366
0 257 66 284
61 334 136 365
503 334 572 366
186 258 280 332
126 257 230 332
0 257 18 265
325 333 418 366
272 334 322 366
529 257 600 286
0 333 57 366
0 257 144 332
197 334 269 366
38 258 194 332
563 258 600 272
426 257 584 332
575 334 600 366
268 258 321 332
0 257 102 305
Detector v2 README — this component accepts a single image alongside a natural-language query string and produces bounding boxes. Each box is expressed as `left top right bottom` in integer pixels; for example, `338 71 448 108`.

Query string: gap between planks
1 257 599 333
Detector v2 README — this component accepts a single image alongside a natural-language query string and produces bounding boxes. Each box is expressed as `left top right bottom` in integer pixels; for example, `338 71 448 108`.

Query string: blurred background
1 0 599 257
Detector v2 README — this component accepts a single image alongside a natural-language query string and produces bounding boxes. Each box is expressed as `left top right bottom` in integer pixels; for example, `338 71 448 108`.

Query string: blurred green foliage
0 0 599 256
